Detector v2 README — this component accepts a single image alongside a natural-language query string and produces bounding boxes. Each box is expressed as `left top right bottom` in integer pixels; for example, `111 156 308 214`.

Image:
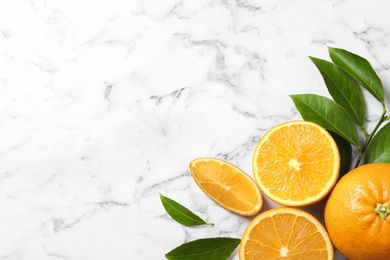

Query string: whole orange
324 163 390 260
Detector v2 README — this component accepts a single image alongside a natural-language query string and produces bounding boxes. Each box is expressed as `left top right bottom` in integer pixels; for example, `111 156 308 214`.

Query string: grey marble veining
0 0 389 259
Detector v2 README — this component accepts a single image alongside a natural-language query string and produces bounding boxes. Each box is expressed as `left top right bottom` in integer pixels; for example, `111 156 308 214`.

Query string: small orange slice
189 157 263 216
253 120 340 206
239 207 334 260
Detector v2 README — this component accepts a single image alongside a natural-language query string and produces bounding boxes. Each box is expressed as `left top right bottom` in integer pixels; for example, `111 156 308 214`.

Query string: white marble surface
1 0 389 259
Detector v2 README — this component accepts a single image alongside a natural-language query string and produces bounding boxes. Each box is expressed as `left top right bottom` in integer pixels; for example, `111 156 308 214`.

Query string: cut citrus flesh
189 157 263 216
239 207 334 260
253 120 340 206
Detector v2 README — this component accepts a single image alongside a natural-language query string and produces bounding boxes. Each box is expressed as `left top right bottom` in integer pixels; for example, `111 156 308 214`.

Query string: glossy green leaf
328 47 384 104
310 56 366 127
329 131 352 178
364 121 390 163
165 237 241 260
290 94 361 149
160 194 213 227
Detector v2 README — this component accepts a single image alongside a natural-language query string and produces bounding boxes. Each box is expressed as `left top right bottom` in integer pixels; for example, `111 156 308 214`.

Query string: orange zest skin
253 120 340 206
239 207 334 260
189 157 263 216
325 163 390 260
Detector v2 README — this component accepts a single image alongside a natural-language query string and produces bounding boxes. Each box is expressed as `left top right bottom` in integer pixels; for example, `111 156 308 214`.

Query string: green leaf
165 237 241 260
160 194 213 227
290 94 361 149
364 121 390 163
329 131 352 178
328 47 384 104
309 56 366 127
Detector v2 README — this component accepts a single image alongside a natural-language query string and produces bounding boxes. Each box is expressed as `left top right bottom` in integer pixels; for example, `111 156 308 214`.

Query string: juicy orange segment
239 207 334 260
253 120 340 206
189 158 263 216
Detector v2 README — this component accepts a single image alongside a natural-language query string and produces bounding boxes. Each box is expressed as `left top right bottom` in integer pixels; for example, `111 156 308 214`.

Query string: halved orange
189 157 263 216
239 207 334 259
253 120 340 206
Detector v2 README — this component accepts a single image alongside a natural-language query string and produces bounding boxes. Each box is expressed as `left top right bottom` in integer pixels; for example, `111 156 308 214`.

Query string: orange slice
189 157 263 216
253 120 340 206
239 207 334 259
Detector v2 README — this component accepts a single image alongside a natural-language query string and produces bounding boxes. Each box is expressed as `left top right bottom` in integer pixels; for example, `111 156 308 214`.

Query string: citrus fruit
239 207 334 259
324 163 390 260
252 120 340 206
189 157 263 216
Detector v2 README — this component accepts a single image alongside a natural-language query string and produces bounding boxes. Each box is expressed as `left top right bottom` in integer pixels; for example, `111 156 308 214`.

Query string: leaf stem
355 108 389 168
360 125 369 138
355 152 364 168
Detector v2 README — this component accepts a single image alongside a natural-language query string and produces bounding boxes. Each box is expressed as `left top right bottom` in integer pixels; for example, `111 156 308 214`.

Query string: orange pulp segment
189 157 263 216
253 120 340 206
239 207 334 260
